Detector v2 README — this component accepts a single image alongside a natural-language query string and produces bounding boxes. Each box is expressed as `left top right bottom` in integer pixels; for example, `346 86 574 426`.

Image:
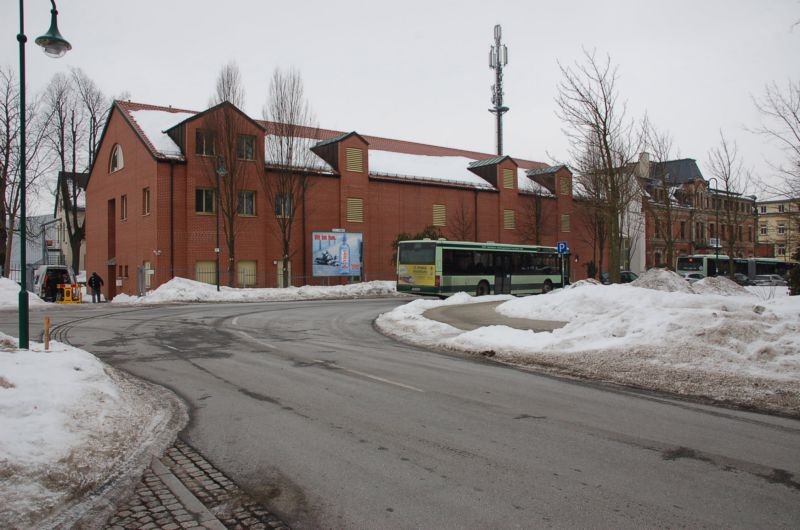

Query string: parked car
752 274 787 286
733 273 752 286
683 272 705 284
600 271 638 285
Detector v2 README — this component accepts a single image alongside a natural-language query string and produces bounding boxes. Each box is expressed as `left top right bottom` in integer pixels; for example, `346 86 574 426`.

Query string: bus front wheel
476 281 490 296
542 280 553 293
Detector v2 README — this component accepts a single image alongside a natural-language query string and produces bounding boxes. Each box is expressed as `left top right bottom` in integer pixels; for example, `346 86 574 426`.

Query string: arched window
109 144 124 173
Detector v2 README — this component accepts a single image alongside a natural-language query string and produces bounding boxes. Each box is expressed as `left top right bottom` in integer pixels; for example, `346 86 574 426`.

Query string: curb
151 458 226 529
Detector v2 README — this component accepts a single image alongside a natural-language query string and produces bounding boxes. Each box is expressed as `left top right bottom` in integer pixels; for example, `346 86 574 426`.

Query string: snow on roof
517 168 553 196
264 134 333 172
128 109 196 159
368 150 494 189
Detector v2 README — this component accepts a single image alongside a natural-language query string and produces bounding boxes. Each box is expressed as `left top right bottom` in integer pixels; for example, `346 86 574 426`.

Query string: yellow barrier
56 283 82 304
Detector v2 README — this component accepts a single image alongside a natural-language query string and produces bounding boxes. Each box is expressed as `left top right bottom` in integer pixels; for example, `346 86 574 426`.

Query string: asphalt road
3 300 799 529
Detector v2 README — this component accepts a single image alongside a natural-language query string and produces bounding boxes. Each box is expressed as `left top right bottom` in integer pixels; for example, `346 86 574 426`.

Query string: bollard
44 316 50 351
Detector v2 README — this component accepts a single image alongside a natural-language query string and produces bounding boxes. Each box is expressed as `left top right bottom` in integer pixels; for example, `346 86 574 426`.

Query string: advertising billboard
312 231 363 277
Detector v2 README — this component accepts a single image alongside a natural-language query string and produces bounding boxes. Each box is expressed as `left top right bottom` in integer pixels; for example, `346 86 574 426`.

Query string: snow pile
0 334 186 528
112 277 402 304
376 272 800 415
0 277 48 308
566 278 601 288
692 275 752 296
630 267 694 293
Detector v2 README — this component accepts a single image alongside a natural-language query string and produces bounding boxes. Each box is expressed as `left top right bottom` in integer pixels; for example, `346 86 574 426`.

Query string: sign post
557 241 569 287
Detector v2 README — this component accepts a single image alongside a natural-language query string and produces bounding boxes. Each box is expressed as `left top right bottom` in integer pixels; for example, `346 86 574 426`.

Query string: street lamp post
17 0 71 349
215 155 226 292
708 177 720 275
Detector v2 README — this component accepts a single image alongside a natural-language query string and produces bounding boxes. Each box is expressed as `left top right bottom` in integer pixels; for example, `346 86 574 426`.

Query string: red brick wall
87 106 594 295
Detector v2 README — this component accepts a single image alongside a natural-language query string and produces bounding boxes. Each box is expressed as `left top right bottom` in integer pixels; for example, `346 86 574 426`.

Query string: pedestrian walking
88 272 104 303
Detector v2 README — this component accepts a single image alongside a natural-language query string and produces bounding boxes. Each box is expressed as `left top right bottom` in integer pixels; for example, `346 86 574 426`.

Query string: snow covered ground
1 272 797 526
376 269 800 417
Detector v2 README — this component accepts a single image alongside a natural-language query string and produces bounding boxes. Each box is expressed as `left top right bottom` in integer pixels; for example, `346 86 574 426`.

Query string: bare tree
43 72 88 274
707 131 751 277
447 198 474 241
518 192 545 245
0 66 52 276
201 64 254 287
752 80 799 236
209 61 246 109
556 50 642 283
262 68 318 287
71 67 108 167
574 165 607 278
642 123 680 269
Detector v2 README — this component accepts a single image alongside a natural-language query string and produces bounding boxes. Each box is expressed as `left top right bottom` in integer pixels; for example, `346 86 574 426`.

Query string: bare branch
209 61 246 109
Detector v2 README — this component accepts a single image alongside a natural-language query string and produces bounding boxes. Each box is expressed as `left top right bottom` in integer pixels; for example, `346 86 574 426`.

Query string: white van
32 265 76 302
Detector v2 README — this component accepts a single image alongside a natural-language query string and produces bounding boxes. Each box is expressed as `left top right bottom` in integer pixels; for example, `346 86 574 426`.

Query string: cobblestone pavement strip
106 439 290 530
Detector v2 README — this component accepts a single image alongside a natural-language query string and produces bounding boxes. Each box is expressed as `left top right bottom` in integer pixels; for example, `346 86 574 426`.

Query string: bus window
399 242 435 264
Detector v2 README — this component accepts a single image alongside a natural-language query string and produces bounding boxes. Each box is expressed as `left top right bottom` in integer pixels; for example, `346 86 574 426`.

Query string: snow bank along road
11 298 799 529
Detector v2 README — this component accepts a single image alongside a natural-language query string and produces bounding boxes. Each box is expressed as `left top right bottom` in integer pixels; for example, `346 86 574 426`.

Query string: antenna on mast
488 24 509 156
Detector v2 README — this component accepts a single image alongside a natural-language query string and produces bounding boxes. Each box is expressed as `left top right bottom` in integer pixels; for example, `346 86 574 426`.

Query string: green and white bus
676 254 796 280
396 239 565 297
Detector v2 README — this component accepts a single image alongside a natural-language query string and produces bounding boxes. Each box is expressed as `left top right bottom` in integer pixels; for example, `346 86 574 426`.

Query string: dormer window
196 130 216 156
109 144 124 173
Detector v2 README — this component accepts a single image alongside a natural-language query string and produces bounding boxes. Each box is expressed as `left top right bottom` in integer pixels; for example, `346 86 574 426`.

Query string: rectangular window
195 189 216 214
778 223 786 235
777 244 786 256
346 197 364 223
503 209 515 230
237 134 256 160
237 260 257 288
238 190 256 216
120 194 128 220
760 224 767 235
195 261 217 285
142 187 150 215
345 147 364 173
560 176 571 195
760 205 766 214
748 226 753 242
680 221 686 239
275 194 292 218
778 204 785 213
502 169 514 189
560 213 570 232
195 129 216 156
432 204 446 226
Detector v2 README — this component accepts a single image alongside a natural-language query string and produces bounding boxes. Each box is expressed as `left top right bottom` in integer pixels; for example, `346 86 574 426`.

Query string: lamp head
35 5 72 58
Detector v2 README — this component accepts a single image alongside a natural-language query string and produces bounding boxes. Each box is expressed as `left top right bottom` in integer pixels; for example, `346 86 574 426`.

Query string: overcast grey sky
3 0 798 212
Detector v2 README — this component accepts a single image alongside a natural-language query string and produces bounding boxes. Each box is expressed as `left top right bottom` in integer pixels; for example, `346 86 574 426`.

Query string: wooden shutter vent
345 147 364 173
432 204 446 226
347 197 364 222
503 209 515 230
503 168 514 189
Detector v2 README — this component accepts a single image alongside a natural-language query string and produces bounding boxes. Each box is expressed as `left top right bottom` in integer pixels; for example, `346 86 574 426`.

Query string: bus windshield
398 242 435 264
676 257 702 272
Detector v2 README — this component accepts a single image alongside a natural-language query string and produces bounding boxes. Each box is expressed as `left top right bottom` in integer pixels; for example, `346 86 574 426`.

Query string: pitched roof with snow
647 159 704 185
116 101 551 190
117 101 197 160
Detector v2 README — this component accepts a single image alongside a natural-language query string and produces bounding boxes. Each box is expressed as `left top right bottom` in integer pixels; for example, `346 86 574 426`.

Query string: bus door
494 253 512 294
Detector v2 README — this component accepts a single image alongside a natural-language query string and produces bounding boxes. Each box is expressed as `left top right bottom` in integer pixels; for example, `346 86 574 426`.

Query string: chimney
637 152 650 178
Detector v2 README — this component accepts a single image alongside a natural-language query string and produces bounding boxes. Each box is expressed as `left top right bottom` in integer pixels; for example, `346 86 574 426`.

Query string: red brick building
637 156 756 268
86 101 592 298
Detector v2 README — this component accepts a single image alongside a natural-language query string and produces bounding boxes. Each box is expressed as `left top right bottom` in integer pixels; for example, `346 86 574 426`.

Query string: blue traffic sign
557 241 569 254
